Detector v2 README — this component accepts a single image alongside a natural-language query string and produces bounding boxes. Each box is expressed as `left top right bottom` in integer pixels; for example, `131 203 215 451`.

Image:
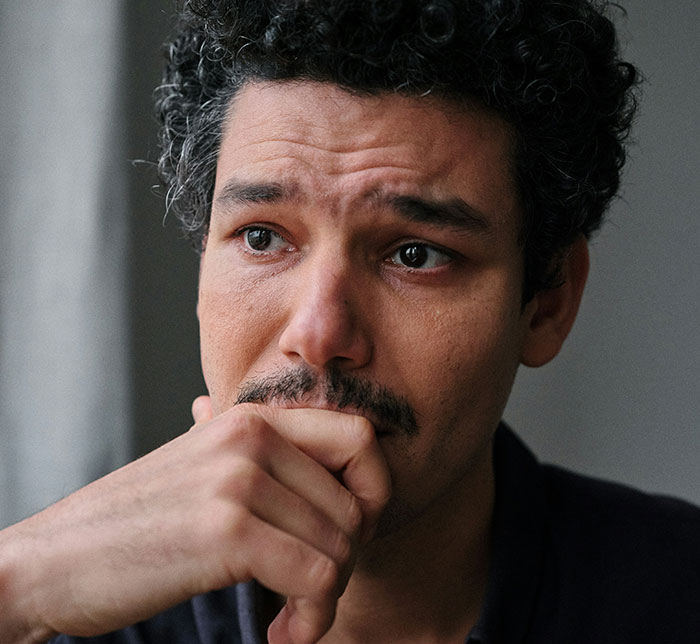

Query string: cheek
393 289 524 424
381 296 523 502
198 259 286 408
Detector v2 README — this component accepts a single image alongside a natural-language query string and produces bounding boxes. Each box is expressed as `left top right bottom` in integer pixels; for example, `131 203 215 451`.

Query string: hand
0 398 391 644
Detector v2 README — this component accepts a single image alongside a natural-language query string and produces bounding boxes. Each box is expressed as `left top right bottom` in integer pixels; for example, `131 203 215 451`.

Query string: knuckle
225 458 266 503
197 464 266 540
342 494 363 536
224 505 250 541
230 412 269 442
197 500 249 549
215 411 272 459
307 554 341 598
347 414 376 448
196 502 256 586
330 528 353 568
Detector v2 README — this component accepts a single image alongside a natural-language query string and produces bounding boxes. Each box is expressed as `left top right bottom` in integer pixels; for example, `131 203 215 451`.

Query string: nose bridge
307 246 353 312
278 245 372 369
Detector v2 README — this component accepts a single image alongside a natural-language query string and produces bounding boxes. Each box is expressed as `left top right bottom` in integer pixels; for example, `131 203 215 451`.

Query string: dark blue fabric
50 583 258 644
51 425 700 643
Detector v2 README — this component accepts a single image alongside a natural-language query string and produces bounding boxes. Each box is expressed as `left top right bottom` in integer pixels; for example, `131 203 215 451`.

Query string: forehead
214 80 518 230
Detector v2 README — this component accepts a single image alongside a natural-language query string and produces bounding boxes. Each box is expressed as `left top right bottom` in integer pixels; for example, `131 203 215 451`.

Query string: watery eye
242 227 288 253
390 243 451 269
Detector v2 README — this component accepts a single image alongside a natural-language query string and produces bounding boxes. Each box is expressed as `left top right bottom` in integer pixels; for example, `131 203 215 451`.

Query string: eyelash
235 225 455 270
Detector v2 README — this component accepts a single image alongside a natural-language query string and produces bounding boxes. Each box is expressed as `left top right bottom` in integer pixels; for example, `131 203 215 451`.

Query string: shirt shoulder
542 463 700 564
533 464 700 642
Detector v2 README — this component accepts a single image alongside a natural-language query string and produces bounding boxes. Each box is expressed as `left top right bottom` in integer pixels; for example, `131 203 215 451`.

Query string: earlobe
520 236 589 368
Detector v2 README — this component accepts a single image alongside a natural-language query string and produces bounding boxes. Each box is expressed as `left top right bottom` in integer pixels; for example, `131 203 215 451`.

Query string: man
1 0 699 642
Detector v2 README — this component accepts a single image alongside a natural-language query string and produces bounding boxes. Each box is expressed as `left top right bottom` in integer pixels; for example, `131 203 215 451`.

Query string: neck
322 437 495 644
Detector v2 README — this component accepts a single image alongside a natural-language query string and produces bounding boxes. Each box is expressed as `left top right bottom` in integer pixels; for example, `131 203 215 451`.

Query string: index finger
191 395 214 426
236 404 392 541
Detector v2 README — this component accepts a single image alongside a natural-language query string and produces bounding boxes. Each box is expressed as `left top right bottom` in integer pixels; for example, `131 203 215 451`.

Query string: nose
278 255 373 370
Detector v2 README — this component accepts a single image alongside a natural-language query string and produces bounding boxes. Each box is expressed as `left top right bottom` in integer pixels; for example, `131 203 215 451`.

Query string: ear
520 236 589 367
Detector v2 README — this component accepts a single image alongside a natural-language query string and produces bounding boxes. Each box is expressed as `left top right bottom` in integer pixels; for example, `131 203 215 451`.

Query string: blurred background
0 1 698 529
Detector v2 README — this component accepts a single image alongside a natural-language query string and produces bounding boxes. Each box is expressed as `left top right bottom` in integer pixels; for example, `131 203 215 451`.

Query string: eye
389 243 452 269
241 226 290 253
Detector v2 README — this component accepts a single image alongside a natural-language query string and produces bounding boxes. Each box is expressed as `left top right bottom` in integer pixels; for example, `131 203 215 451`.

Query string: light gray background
1 1 698 528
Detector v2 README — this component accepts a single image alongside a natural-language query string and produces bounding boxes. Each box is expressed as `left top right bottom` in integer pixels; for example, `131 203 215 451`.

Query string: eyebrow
379 193 492 234
215 179 492 234
215 180 293 206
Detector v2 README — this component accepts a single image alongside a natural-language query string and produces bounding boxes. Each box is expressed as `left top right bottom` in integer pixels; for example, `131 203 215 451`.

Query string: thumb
191 395 214 426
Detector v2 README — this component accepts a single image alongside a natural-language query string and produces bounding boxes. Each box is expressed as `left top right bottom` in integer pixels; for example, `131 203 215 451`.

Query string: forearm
0 519 57 644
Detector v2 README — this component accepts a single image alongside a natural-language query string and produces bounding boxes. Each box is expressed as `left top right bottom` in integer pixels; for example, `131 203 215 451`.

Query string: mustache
235 366 419 436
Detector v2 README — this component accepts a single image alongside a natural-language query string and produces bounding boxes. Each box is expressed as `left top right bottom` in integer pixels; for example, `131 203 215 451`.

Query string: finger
243 405 392 541
268 598 336 644
239 458 355 564
268 603 293 644
254 416 365 540
209 411 365 540
191 395 214 426
230 512 344 612
286 597 337 644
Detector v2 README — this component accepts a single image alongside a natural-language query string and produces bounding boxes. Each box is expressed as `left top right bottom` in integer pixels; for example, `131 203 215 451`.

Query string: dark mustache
235 366 419 436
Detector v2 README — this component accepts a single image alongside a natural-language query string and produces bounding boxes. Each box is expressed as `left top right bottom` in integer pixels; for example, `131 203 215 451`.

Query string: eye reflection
245 228 271 250
242 227 289 253
391 243 451 269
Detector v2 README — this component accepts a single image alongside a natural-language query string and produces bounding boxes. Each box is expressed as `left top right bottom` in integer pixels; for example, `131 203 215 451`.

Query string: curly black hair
156 0 638 300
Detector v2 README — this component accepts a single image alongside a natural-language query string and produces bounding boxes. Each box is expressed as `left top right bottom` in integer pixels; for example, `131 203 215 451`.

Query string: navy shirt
51 425 700 643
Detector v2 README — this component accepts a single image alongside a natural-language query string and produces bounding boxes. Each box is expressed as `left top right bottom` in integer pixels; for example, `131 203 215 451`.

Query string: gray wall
505 3 700 504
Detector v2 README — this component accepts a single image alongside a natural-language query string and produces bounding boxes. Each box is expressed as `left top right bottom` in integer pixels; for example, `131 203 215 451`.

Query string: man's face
198 81 534 531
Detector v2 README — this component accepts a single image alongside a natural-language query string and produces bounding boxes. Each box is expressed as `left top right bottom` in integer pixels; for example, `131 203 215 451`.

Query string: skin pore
196 80 580 643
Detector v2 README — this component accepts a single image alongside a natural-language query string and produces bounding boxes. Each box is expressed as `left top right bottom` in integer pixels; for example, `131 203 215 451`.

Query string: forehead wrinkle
219 82 517 229
221 118 456 193
238 136 409 156
229 136 429 179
